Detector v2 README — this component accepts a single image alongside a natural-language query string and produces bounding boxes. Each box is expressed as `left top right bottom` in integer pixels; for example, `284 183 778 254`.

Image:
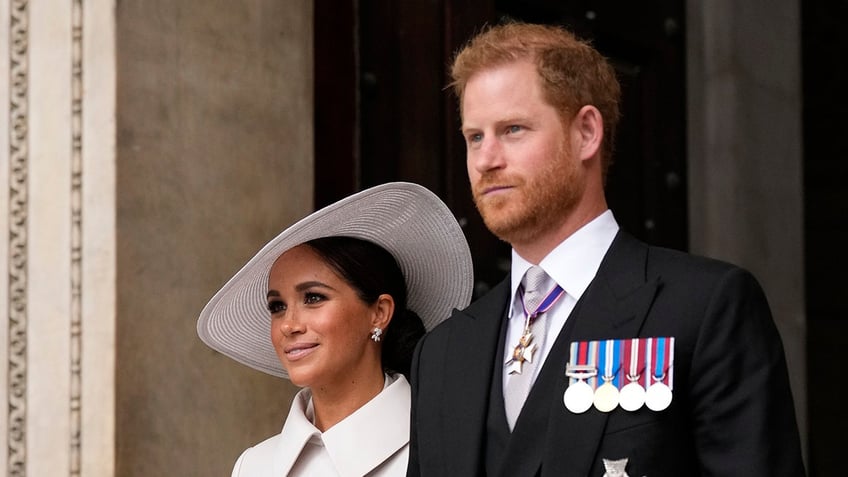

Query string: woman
197 182 473 476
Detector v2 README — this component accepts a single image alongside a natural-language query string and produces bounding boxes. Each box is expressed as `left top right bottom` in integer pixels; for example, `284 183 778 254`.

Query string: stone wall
0 0 313 475
0 1 117 474
115 0 313 475
687 0 807 462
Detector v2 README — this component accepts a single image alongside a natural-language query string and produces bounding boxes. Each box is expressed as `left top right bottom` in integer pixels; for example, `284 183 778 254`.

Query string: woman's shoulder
231 432 285 477
232 388 314 476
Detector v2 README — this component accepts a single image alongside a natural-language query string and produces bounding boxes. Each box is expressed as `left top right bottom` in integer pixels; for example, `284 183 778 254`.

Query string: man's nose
471 137 505 173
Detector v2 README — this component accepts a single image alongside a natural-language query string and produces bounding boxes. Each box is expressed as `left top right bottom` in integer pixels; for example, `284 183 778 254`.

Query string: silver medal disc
593 382 620 413
645 382 673 411
619 382 646 411
563 380 594 414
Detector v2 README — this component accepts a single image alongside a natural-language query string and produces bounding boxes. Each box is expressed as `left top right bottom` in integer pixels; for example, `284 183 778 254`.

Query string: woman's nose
280 312 305 336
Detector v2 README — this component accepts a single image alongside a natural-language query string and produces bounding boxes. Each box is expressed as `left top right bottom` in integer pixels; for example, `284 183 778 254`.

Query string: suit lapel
540 231 661 476
441 279 510 476
490 232 659 477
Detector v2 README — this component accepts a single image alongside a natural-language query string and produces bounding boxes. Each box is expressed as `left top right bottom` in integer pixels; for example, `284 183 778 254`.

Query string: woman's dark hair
303 236 426 378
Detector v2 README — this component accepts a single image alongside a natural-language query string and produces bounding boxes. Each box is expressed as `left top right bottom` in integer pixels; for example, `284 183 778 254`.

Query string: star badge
602 457 629 477
506 358 524 375
506 342 537 374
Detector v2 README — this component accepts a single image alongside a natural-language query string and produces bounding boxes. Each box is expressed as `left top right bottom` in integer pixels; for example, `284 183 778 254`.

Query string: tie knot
522 266 551 312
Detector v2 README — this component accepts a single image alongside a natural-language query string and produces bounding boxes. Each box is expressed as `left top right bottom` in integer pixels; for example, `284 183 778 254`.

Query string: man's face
461 60 585 247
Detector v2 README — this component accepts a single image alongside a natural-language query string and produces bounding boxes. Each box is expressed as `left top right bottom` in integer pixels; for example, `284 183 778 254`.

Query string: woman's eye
267 300 286 314
304 292 325 305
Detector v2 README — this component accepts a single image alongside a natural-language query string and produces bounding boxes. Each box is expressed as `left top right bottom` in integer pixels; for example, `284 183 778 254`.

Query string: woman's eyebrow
294 281 336 293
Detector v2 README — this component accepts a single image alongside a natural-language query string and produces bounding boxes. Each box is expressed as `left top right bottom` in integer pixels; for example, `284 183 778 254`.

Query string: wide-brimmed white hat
197 181 474 378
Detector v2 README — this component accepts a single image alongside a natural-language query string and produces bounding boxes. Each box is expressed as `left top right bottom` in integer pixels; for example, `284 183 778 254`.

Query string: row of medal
563 337 674 414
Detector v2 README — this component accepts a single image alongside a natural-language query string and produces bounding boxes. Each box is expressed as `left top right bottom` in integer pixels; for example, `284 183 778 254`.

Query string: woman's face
267 244 385 389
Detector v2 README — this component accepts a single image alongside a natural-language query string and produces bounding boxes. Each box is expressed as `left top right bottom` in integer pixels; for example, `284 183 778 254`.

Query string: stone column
1 0 116 475
687 0 807 461
1 1 314 475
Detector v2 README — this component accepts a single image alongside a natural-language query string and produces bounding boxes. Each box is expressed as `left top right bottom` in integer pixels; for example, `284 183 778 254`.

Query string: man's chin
481 214 521 242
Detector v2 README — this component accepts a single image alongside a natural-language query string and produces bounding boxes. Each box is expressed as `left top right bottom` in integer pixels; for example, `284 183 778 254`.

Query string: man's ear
572 105 604 161
372 294 396 330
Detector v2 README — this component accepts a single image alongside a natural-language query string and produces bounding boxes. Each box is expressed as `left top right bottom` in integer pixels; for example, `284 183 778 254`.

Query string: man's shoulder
645 242 748 279
615 231 747 278
603 231 767 301
467 276 511 310
424 277 510 336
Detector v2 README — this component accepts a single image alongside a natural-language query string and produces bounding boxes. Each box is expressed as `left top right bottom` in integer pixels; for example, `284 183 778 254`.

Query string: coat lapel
494 232 660 477
540 231 661 476
440 279 511 476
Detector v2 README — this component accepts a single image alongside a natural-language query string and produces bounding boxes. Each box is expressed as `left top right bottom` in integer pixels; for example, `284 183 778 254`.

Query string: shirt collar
509 210 619 316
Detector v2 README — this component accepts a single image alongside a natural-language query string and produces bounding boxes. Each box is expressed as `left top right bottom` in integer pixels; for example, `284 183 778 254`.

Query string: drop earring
370 327 383 342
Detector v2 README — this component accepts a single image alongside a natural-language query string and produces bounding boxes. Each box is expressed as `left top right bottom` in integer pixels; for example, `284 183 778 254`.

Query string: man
407 22 805 477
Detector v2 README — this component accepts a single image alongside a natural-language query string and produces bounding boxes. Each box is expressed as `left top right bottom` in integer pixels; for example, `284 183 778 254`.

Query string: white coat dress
232 374 410 477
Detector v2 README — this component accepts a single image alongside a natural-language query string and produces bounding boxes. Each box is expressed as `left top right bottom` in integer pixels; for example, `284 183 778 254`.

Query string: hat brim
196 182 474 378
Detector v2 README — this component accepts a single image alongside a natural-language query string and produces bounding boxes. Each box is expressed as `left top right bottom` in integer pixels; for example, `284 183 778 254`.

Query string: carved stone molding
8 0 29 475
70 1 83 475
3 1 115 475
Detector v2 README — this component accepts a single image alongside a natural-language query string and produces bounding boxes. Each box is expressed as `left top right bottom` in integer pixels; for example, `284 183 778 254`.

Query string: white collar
274 374 411 477
509 210 619 315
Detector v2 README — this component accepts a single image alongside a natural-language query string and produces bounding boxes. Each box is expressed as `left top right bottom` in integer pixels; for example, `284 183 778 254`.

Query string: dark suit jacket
408 231 805 477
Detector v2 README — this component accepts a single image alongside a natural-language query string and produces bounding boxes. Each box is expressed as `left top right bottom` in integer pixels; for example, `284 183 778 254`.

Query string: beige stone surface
1 0 312 474
0 0 118 475
27 2 74 475
115 0 312 475
82 1 118 475
687 0 807 461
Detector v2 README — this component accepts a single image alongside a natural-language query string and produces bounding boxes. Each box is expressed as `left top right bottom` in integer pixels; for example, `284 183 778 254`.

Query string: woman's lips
284 343 318 360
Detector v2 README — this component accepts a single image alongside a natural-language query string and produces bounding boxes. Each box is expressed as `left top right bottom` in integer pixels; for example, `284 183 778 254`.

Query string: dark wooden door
314 0 686 296
802 2 848 474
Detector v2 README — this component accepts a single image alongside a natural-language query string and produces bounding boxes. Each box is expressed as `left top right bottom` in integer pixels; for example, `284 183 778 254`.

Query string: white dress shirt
232 374 410 477
502 210 619 395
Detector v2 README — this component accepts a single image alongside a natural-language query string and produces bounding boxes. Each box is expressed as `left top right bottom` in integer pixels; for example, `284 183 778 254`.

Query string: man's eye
468 133 482 143
267 300 286 314
507 125 522 134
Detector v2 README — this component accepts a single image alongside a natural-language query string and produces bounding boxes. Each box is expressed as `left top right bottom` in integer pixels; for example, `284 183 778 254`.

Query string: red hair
450 22 621 177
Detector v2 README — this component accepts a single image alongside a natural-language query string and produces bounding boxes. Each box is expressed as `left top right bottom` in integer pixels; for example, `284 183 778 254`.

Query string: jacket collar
276 375 411 477
495 231 661 477
434 232 660 477
437 279 511 476
540 231 661 477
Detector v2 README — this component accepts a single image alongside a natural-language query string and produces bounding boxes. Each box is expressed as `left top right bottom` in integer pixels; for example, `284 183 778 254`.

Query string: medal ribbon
571 337 673 390
598 339 622 388
649 337 675 389
506 282 564 374
518 283 564 323
567 340 599 387
623 338 647 387
588 340 599 388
